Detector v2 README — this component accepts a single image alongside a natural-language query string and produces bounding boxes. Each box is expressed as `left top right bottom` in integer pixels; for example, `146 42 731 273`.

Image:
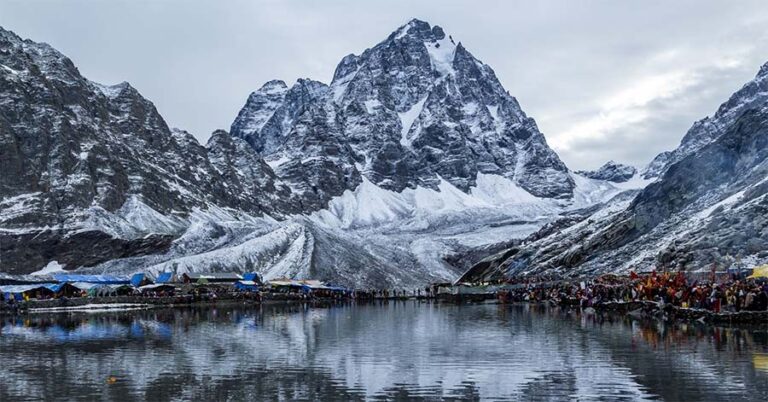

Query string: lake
1 302 767 401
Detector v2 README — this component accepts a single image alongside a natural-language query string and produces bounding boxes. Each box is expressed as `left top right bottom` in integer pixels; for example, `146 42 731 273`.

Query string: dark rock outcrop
577 161 637 183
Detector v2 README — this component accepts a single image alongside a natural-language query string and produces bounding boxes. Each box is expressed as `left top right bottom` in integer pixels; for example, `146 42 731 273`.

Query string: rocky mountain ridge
0 26 301 274
231 19 575 206
460 61 768 282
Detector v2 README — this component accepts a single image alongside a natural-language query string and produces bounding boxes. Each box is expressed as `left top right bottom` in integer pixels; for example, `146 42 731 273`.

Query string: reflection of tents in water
46 323 129 342
754 353 768 374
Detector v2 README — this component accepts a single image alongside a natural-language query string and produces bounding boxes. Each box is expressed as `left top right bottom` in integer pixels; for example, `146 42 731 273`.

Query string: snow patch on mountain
142 222 311 280
569 173 639 208
1 64 19 75
394 20 417 40
399 96 428 147
364 99 382 114
30 261 65 276
471 173 540 205
487 105 499 122
695 190 746 219
331 68 358 103
0 192 42 226
118 196 186 235
92 81 128 99
265 155 291 169
310 174 554 230
425 36 456 77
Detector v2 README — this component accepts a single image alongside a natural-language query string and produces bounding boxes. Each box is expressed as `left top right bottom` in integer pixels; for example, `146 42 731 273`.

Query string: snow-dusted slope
0 25 300 275
75 172 636 288
461 61 768 282
643 62 768 179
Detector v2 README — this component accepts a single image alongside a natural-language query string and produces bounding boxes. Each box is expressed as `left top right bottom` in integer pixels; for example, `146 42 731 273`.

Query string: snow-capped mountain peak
389 19 457 77
232 18 574 199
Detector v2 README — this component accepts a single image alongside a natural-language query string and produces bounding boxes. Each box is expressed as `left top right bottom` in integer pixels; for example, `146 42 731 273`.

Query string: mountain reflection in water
1 302 767 401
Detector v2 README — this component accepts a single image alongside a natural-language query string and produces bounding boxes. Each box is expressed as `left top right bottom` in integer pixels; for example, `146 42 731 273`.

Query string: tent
242 272 263 284
155 272 174 284
110 284 136 296
234 280 259 292
138 284 176 294
182 272 241 283
300 280 327 290
748 265 768 279
53 274 129 285
324 284 350 293
67 282 117 297
70 282 97 292
25 282 88 297
0 284 56 301
130 273 153 287
267 279 306 293
69 282 97 296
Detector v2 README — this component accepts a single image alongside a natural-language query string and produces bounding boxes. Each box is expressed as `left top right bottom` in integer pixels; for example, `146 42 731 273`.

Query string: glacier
63 172 643 288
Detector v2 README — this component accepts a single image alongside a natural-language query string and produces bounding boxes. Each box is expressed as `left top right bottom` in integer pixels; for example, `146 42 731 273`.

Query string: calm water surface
1 302 767 401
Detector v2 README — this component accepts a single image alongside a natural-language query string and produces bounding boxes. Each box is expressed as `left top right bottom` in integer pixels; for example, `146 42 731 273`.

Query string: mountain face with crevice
460 62 768 282
231 19 574 205
1 20 634 287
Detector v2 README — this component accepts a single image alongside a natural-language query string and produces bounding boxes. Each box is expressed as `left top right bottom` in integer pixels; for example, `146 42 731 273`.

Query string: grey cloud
555 56 768 169
1 0 768 171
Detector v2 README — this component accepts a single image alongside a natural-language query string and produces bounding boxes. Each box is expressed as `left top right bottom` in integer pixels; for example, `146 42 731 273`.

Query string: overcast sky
2 0 768 170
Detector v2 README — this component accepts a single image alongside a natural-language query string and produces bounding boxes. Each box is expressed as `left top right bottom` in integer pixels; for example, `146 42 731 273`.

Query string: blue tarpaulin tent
0 283 57 300
323 283 350 292
45 283 67 292
234 281 259 292
155 272 174 284
53 274 129 285
130 273 151 287
242 273 262 283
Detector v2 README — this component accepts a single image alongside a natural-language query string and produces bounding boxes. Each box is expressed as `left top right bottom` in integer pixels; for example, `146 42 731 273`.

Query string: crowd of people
498 271 768 313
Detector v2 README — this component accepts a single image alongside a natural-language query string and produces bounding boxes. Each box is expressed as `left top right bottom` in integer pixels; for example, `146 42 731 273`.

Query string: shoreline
0 292 438 316
3 292 767 327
